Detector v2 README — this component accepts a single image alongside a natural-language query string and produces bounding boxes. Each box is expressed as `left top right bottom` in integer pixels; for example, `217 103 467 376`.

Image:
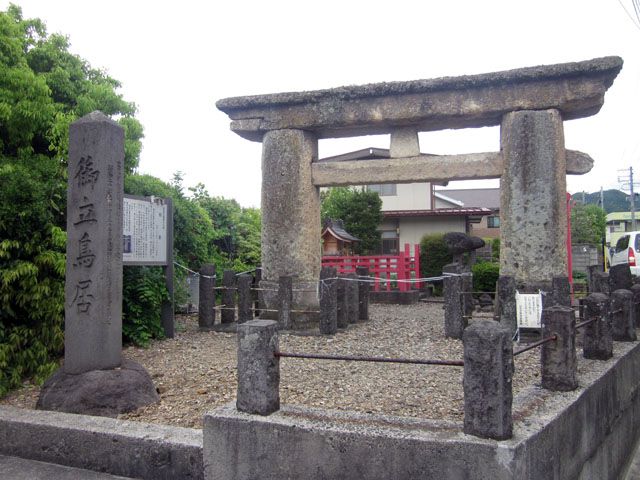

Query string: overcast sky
4 0 640 207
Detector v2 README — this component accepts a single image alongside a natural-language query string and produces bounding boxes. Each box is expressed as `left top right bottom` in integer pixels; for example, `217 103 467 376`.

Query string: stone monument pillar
260 129 321 327
65 111 124 374
500 109 568 289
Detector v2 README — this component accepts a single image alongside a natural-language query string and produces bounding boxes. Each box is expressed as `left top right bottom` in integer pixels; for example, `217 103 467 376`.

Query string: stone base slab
0 406 203 480
204 340 640 479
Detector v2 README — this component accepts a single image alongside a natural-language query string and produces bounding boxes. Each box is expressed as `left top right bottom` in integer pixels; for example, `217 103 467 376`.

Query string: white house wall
380 183 432 211
398 216 466 247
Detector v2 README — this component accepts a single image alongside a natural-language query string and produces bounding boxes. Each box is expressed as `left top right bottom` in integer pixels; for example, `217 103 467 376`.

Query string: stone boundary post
278 276 293 330
630 284 640 328
253 268 262 318
463 319 513 440
444 275 465 339
496 275 517 335
356 266 370 321
199 264 216 331
461 272 474 319
236 320 280 415
583 293 612 360
237 274 253 324
611 289 636 342
319 267 337 335
336 275 349 329
346 273 359 324
221 270 236 324
551 276 571 307
610 264 633 291
541 306 577 391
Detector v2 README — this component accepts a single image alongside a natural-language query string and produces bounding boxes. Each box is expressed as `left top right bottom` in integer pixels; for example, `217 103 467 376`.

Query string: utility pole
617 167 640 231
600 186 604 211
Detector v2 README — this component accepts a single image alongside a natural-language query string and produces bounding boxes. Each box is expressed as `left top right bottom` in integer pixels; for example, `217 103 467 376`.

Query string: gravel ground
1 302 546 429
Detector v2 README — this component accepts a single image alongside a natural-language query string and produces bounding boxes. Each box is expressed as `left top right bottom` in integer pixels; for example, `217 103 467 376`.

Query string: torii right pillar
500 109 567 291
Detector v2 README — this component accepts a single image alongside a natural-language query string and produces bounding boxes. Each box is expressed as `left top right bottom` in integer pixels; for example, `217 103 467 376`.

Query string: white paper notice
516 292 543 329
123 197 167 264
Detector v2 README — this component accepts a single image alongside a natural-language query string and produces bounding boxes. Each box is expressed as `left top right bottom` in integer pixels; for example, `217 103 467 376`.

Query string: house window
380 230 399 254
368 184 397 196
487 215 500 228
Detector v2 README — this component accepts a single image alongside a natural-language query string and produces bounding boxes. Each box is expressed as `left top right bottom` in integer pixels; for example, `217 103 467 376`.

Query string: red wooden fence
321 243 421 292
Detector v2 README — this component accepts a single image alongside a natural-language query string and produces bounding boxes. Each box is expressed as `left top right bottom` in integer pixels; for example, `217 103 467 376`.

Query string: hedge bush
472 261 500 294
420 233 451 279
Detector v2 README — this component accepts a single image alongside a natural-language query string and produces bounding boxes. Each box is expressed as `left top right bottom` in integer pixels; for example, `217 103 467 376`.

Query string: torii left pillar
260 129 321 327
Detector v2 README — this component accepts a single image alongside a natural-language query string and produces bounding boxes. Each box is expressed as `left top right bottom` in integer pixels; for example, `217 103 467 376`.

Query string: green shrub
491 238 500 261
472 262 500 294
122 266 168 347
420 233 452 279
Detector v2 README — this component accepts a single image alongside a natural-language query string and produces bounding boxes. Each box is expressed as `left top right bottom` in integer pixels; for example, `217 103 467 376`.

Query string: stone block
551 276 571 307
336 276 349 329
356 266 370 321
319 267 337 335
611 289 636 342
496 275 517 334
237 274 253 324
631 284 640 327
463 320 513 440
541 306 577 391
583 293 612 360
443 275 465 339
610 264 633 291
236 320 280 415
346 273 359 324
221 270 236 324
277 276 293 329
199 264 216 330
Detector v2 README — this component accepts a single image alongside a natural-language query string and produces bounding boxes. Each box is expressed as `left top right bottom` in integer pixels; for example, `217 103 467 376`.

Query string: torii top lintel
217 56 622 142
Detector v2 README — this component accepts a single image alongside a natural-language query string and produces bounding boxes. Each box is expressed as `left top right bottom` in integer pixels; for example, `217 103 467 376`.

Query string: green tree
571 203 606 245
321 187 383 254
0 5 143 393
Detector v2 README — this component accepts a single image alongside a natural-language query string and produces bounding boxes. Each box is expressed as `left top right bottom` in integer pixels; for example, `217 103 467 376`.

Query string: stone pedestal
260 129 320 326
500 109 567 287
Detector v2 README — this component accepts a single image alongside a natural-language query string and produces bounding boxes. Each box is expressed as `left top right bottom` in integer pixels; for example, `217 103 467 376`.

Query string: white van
610 231 640 276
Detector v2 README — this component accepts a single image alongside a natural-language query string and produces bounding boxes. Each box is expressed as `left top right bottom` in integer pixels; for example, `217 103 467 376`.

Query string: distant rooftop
436 188 500 210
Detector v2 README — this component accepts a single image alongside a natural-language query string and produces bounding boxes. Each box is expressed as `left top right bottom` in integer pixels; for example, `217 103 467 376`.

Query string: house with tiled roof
436 188 501 239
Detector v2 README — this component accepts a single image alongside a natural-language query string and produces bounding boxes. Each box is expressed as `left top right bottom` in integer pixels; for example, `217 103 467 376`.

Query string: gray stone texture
65 111 124 374
389 127 420 157
319 267 337 335
0 455 136 480
336 275 349 329
221 270 236 324
444 232 485 255
237 274 253 324
583 293 613 360
37 359 159 417
463 319 513 440
0 406 203 480
500 109 568 285
496 275 517 334
217 57 622 141
236 320 280 415
541 306 578 391
198 264 216 330
461 272 474 318
590 270 611 295
277 275 293 329
443 275 465 339
356 266 370 321
611 289 637 342
631 284 640 327
253 268 262 318
260 129 320 322
346 273 359 324
550 276 571 307
610 264 633 291
311 150 593 187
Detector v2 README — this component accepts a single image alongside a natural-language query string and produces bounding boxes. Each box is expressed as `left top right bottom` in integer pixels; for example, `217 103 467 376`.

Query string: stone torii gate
217 56 622 324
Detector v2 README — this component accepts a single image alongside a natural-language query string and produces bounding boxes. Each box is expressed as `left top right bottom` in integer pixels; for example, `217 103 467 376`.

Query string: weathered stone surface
496 275 517 334
609 264 633 291
311 149 593 187
221 270 236 324
260 129 320 322
217 57 622 141
590 270 611 295
336 276 349 329
319 267 337 335
253 268 263 317
389 127 419 157
463 320 513 440
611 289 636 342
541 306 577 391
631 284 640 327
346 273 359 324
356 266 370 321
461 272 474 318
500 109 568 285
236 320 279 415
199 264 216 330
237 274 253 324
37 360 159 417
443 232 485 255
277 276 293 329
443 275 465 339
550 276 571 307
583 293 612 360
65 111 124 374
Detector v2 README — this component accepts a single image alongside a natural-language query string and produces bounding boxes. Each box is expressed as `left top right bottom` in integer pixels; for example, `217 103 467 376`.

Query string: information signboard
516 291 543 329
123 195 168 265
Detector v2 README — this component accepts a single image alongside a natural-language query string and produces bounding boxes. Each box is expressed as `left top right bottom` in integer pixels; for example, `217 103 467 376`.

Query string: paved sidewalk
0 455 136 480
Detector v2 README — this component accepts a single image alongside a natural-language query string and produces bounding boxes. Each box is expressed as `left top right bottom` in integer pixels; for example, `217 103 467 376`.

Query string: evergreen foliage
571 203 606 245
320 187 383 254
472 261 500 293
419 233 451 278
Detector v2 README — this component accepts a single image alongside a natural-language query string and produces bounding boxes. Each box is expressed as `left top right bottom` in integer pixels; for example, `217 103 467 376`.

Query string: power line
617 0 640 31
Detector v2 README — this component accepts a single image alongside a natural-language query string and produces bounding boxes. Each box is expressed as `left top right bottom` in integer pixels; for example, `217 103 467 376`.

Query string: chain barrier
275 351 464 367
173 261 217 279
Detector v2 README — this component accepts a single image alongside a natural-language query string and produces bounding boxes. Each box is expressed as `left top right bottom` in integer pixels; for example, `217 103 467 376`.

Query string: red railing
322 243 421 292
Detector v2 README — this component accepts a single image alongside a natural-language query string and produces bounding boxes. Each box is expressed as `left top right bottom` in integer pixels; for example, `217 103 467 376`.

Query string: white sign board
516 292 543 329
123 196 168 265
